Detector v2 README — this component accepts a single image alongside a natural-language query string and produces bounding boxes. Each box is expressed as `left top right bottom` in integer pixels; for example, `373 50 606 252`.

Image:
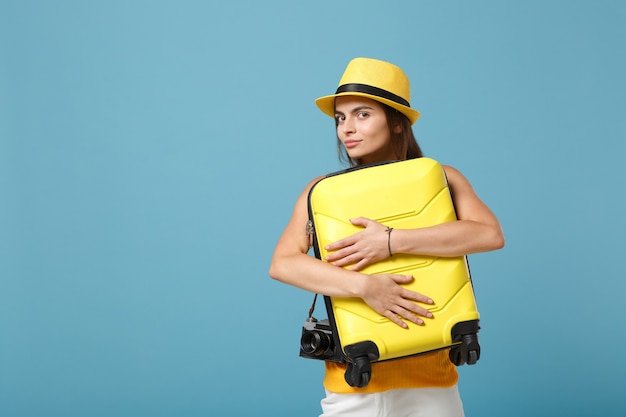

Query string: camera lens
301 330 332 356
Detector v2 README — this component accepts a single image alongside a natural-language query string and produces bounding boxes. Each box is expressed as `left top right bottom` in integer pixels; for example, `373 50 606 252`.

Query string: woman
269 57 504 417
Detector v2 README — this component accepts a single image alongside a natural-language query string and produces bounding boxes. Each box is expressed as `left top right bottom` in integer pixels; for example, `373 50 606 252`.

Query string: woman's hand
324 217 391 271
361 273 434 328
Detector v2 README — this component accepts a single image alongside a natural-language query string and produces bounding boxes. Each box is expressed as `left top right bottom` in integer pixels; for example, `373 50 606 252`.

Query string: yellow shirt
323 350 458 394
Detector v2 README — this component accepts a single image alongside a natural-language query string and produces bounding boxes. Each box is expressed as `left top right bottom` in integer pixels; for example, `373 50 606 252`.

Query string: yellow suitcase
300 158 480 387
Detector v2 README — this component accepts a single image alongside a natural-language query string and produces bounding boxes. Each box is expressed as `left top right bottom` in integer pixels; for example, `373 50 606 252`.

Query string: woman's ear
393 124 403 134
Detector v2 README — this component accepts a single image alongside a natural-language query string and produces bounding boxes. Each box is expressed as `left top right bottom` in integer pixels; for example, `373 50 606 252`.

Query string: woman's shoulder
441 164 474 191
441 164 463 179
306 175 326 190
293 175 327 202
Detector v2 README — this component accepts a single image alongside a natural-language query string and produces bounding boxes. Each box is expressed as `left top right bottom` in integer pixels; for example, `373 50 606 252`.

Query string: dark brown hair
336 102 423 167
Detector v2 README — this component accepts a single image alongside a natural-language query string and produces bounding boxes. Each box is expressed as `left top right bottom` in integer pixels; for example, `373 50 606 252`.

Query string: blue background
2 1 625 416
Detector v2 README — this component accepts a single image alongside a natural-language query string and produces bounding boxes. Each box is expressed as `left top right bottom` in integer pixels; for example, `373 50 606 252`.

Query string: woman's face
334 96 395 164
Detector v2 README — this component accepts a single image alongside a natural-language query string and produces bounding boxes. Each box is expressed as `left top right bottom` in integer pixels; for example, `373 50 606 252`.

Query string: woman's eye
334 115 345 123
357 111 369 118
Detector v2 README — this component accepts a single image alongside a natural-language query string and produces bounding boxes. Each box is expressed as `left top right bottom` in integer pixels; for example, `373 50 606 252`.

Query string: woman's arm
393 165 504 256
268 177 362 296
268 177 436 328
324 165 505 270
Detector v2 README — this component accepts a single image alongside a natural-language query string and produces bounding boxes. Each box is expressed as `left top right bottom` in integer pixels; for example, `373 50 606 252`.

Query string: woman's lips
343 140 361 149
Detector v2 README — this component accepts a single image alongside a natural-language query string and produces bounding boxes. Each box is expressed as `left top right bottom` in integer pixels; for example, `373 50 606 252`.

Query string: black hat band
335 83 410 108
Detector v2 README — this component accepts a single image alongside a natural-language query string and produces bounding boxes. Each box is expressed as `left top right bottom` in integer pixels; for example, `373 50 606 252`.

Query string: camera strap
307 293 319 320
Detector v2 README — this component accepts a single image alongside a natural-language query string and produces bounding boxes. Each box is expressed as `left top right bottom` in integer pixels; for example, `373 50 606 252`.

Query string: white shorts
319 385 465 417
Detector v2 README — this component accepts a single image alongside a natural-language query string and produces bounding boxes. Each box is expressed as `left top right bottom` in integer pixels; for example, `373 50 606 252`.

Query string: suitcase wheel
343 341 379 388
467 349 479 365
344 357 372 388
449 333 480 366
449 346 462 365
450 321 481 366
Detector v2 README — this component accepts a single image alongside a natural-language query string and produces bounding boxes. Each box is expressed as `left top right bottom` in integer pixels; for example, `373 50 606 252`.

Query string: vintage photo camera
299 315 378 388
299 317 338 361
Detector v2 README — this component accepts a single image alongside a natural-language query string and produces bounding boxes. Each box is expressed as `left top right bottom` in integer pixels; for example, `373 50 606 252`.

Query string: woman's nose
342 117 355 134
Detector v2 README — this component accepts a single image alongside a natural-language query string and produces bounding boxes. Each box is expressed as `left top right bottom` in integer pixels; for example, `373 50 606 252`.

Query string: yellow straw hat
315 57 421 125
